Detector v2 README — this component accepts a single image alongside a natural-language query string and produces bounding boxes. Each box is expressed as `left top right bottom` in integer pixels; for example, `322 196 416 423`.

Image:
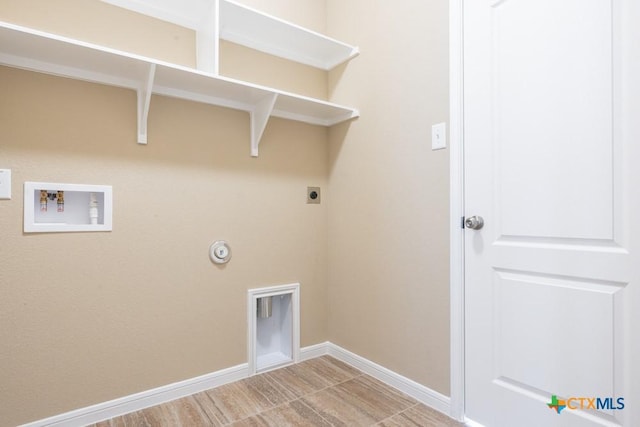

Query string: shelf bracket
250 93 278 157
137 63 156 144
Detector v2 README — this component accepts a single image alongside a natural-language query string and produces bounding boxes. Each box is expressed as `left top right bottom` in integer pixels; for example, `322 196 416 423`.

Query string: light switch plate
0 169 11 199
432 122 447 150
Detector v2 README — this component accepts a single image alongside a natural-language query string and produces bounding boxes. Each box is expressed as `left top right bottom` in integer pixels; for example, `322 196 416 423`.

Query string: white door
463 0 639 426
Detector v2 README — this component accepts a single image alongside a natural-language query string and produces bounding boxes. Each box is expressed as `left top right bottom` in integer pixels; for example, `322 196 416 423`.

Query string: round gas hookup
209 240 232 264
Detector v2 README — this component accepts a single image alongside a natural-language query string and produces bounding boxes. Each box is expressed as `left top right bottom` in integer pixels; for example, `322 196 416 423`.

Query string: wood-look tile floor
91 356 463 427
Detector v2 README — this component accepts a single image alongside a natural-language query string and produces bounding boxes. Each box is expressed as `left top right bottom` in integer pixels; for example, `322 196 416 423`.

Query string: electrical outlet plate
307 187 321 204
432 122 447 150
0 169 11 199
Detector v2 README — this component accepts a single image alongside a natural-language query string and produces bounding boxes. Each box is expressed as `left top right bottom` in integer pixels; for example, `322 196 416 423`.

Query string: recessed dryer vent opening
248 283 300 375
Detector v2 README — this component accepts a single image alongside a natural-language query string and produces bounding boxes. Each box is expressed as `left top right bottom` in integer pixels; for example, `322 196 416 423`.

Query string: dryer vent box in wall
248 283 300 375
24 182 113 233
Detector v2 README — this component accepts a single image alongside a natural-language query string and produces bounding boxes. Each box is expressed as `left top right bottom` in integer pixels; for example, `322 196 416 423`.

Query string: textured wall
0 0 453 424
0 0 197 66
326 0 451 395
219 40 328 100
0 1 329 425
217 0 328 98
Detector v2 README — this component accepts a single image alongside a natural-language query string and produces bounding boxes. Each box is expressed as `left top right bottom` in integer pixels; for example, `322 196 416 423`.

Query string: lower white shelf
24 182 113 233
0 22 359 157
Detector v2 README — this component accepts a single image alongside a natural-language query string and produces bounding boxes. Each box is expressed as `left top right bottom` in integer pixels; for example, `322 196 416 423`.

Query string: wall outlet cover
307 187 320 204
0 169 11 199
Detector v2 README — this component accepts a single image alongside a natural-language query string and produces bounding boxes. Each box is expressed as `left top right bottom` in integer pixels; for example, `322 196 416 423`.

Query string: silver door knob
465 216 484 230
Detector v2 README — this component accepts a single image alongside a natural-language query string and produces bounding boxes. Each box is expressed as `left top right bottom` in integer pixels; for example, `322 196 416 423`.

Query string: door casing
449 0 465 422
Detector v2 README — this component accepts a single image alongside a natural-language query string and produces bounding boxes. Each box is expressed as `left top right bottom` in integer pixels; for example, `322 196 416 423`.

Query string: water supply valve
209 240 232 264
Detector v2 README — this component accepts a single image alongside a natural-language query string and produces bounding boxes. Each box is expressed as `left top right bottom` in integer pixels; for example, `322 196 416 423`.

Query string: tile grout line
306 366 424 426
234 397 337 427
307 372 365 396
271 360 367 427
98 356 407 427
263 359 364 406
217 380 270 426
226 364 364 426
212 368 298 426
324 373 417 426
296 372 369 427
231 376 284 423
373 402 422 426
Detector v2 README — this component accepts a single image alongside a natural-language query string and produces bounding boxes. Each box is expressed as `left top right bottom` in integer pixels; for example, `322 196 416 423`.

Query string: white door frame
449 0 466 422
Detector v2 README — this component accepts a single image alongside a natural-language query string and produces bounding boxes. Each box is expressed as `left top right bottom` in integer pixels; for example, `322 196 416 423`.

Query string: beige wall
0 2 329 426
218 0 329 98
326 0 451 395
0 0 197 67
0 0 452 424
219 40 328 100
0 0 327 98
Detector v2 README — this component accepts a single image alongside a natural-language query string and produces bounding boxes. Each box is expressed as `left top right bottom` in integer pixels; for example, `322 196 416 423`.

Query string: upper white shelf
219 0 359 70
0 22 358 156
101 0 360 70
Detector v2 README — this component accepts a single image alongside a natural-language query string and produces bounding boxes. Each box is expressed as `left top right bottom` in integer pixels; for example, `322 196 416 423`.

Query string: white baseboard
21 342 452 426
300 342 452 418
19 363 249 427
299 341 331 361
326 343 452 416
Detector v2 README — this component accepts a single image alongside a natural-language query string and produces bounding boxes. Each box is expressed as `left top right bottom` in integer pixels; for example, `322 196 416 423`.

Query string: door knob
465 216 484 230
